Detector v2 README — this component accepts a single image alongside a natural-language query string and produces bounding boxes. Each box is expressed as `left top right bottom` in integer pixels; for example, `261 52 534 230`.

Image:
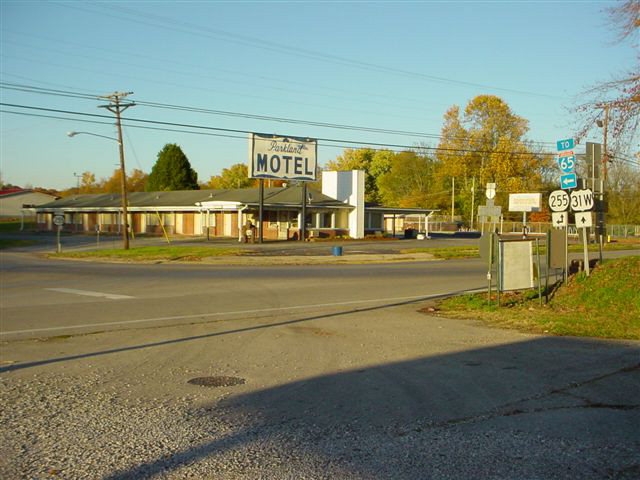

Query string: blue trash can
332 246 343 256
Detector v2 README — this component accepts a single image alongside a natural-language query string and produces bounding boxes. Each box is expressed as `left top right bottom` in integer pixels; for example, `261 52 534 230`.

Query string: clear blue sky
0 0 635 190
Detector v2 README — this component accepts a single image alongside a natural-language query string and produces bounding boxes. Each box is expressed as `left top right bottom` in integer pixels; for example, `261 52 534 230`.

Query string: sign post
249 133 318 242
554 138 577 282
570 188 594 276
53 214 64 253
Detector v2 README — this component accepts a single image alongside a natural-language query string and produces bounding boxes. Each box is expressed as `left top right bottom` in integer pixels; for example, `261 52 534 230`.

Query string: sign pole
582 227 590 276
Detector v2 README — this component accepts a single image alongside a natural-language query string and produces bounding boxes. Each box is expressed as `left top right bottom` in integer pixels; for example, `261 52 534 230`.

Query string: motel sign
250 133 317 181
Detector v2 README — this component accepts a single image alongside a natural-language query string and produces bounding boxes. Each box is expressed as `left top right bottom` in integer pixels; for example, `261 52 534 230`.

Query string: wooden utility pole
100 92 134 250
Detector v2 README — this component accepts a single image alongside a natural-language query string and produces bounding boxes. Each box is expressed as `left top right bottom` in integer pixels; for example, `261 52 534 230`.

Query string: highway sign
557 138 574 152
575 212 593 228
570 189 594 212
552 212 568 228
485 183 496 199
548 190 570 212
557 155 576 173
560 173 577 190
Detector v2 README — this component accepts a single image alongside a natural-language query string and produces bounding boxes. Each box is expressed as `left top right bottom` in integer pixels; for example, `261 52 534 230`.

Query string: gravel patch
2 366 639 480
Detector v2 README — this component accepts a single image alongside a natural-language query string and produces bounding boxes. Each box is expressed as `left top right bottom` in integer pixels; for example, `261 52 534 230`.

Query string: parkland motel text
250 134 317 181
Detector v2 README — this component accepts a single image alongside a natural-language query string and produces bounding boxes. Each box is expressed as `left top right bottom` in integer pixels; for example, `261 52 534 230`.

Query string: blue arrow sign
557 155 576 173
560 173 577 190
557 138 574 151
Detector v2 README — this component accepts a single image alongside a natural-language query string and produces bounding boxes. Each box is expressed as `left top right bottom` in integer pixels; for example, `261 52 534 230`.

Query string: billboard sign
508 193 541 212
249 133 317 181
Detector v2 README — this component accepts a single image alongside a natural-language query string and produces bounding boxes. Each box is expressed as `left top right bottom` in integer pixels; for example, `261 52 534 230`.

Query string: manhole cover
188 376 245 387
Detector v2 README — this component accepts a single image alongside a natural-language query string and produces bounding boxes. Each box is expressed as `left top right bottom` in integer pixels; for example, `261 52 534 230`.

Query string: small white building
0 187 59 225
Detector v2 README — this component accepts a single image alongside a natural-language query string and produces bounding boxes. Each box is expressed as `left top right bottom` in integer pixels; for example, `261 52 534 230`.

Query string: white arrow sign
552 212 568 228
575 212 593 228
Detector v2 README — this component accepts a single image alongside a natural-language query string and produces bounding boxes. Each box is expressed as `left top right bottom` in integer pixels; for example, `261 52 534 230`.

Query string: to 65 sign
557 155 575 173
549 190 570 212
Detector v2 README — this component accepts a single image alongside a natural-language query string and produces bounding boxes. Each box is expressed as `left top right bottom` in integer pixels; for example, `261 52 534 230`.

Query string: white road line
45 288 135 300
1 292 469 336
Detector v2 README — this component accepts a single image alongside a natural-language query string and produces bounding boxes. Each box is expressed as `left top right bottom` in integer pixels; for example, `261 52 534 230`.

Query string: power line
4 103 638 169
0 82 558 148
0 102 557 157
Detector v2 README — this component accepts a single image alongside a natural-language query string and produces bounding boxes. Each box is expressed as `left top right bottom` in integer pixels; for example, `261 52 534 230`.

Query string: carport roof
365 204 439 216
35 186 350 211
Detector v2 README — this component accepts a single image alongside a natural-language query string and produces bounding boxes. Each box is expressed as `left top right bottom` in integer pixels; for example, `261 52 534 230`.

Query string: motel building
33 171 437 241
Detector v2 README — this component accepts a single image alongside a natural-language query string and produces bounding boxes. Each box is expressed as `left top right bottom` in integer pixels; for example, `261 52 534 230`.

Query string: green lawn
50 245 246 261
434 255 640 340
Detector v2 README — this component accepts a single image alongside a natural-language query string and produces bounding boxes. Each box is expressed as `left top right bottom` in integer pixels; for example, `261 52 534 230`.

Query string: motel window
318 212 333 228
367 212 383 229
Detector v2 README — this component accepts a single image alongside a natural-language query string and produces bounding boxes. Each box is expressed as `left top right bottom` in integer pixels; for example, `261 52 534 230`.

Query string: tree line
58 94 639 227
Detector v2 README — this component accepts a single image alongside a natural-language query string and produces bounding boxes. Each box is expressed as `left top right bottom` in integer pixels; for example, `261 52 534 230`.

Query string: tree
146 144 199 191
102 168 148 193
435 95 545 223
206 164 257 189
326 148 393 203
128 169 149 192
574 0 639 158
606 161 640 225
377 151 437 207
80 171 98 193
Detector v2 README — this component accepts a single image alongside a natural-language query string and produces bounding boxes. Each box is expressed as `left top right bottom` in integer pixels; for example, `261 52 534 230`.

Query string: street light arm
67 131 121 145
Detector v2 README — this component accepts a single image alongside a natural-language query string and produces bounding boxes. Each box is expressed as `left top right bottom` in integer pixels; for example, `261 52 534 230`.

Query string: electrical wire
0 82 558 148
0 102 560 158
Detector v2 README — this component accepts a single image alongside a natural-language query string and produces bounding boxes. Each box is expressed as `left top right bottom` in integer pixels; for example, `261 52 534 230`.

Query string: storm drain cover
188 376 245 387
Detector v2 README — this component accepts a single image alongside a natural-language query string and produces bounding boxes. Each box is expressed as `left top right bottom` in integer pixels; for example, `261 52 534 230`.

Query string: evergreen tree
146 144 199 191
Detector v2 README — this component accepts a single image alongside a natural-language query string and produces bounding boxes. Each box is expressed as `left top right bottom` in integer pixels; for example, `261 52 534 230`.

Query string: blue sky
1 0 635 190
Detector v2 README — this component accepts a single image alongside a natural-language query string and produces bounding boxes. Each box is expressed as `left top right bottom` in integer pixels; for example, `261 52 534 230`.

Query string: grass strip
434 255 640 340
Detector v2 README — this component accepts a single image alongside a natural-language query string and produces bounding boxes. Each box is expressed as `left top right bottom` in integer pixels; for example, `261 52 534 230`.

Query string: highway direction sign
552 212 568 228
557 155 576 173
570 189 594 212
575 212 593 228
557 138 574 152
548 190 570 212
560 173 577 190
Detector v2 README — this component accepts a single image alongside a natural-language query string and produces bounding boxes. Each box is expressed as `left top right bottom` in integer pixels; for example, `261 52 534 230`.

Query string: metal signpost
571 188 595 276
53 214 64 253
553 138 578 282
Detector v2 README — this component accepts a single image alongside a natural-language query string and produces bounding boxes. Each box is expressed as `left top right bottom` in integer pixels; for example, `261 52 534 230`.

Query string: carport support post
258 179 264 243
301 182 307 242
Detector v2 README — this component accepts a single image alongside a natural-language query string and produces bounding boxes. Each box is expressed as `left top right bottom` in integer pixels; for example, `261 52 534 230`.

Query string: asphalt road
1 237 639 479
0 246 487 340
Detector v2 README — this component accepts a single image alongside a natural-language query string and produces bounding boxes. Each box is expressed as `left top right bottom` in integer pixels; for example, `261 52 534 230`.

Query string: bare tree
574 1 639 160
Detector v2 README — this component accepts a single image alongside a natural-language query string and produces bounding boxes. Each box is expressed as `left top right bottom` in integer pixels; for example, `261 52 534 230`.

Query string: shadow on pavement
104 336 640 479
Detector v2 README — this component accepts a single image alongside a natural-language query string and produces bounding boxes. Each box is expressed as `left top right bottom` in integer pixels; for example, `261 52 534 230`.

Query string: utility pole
100 92 134 250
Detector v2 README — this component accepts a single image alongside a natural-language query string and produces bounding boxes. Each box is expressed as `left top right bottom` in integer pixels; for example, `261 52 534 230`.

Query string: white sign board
249 133 317 181
570 189 594 212
499 240 534 291
508 193 541 212
548 190 570 212
552 212 568 228
53 215 64 226
575 212 593 228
